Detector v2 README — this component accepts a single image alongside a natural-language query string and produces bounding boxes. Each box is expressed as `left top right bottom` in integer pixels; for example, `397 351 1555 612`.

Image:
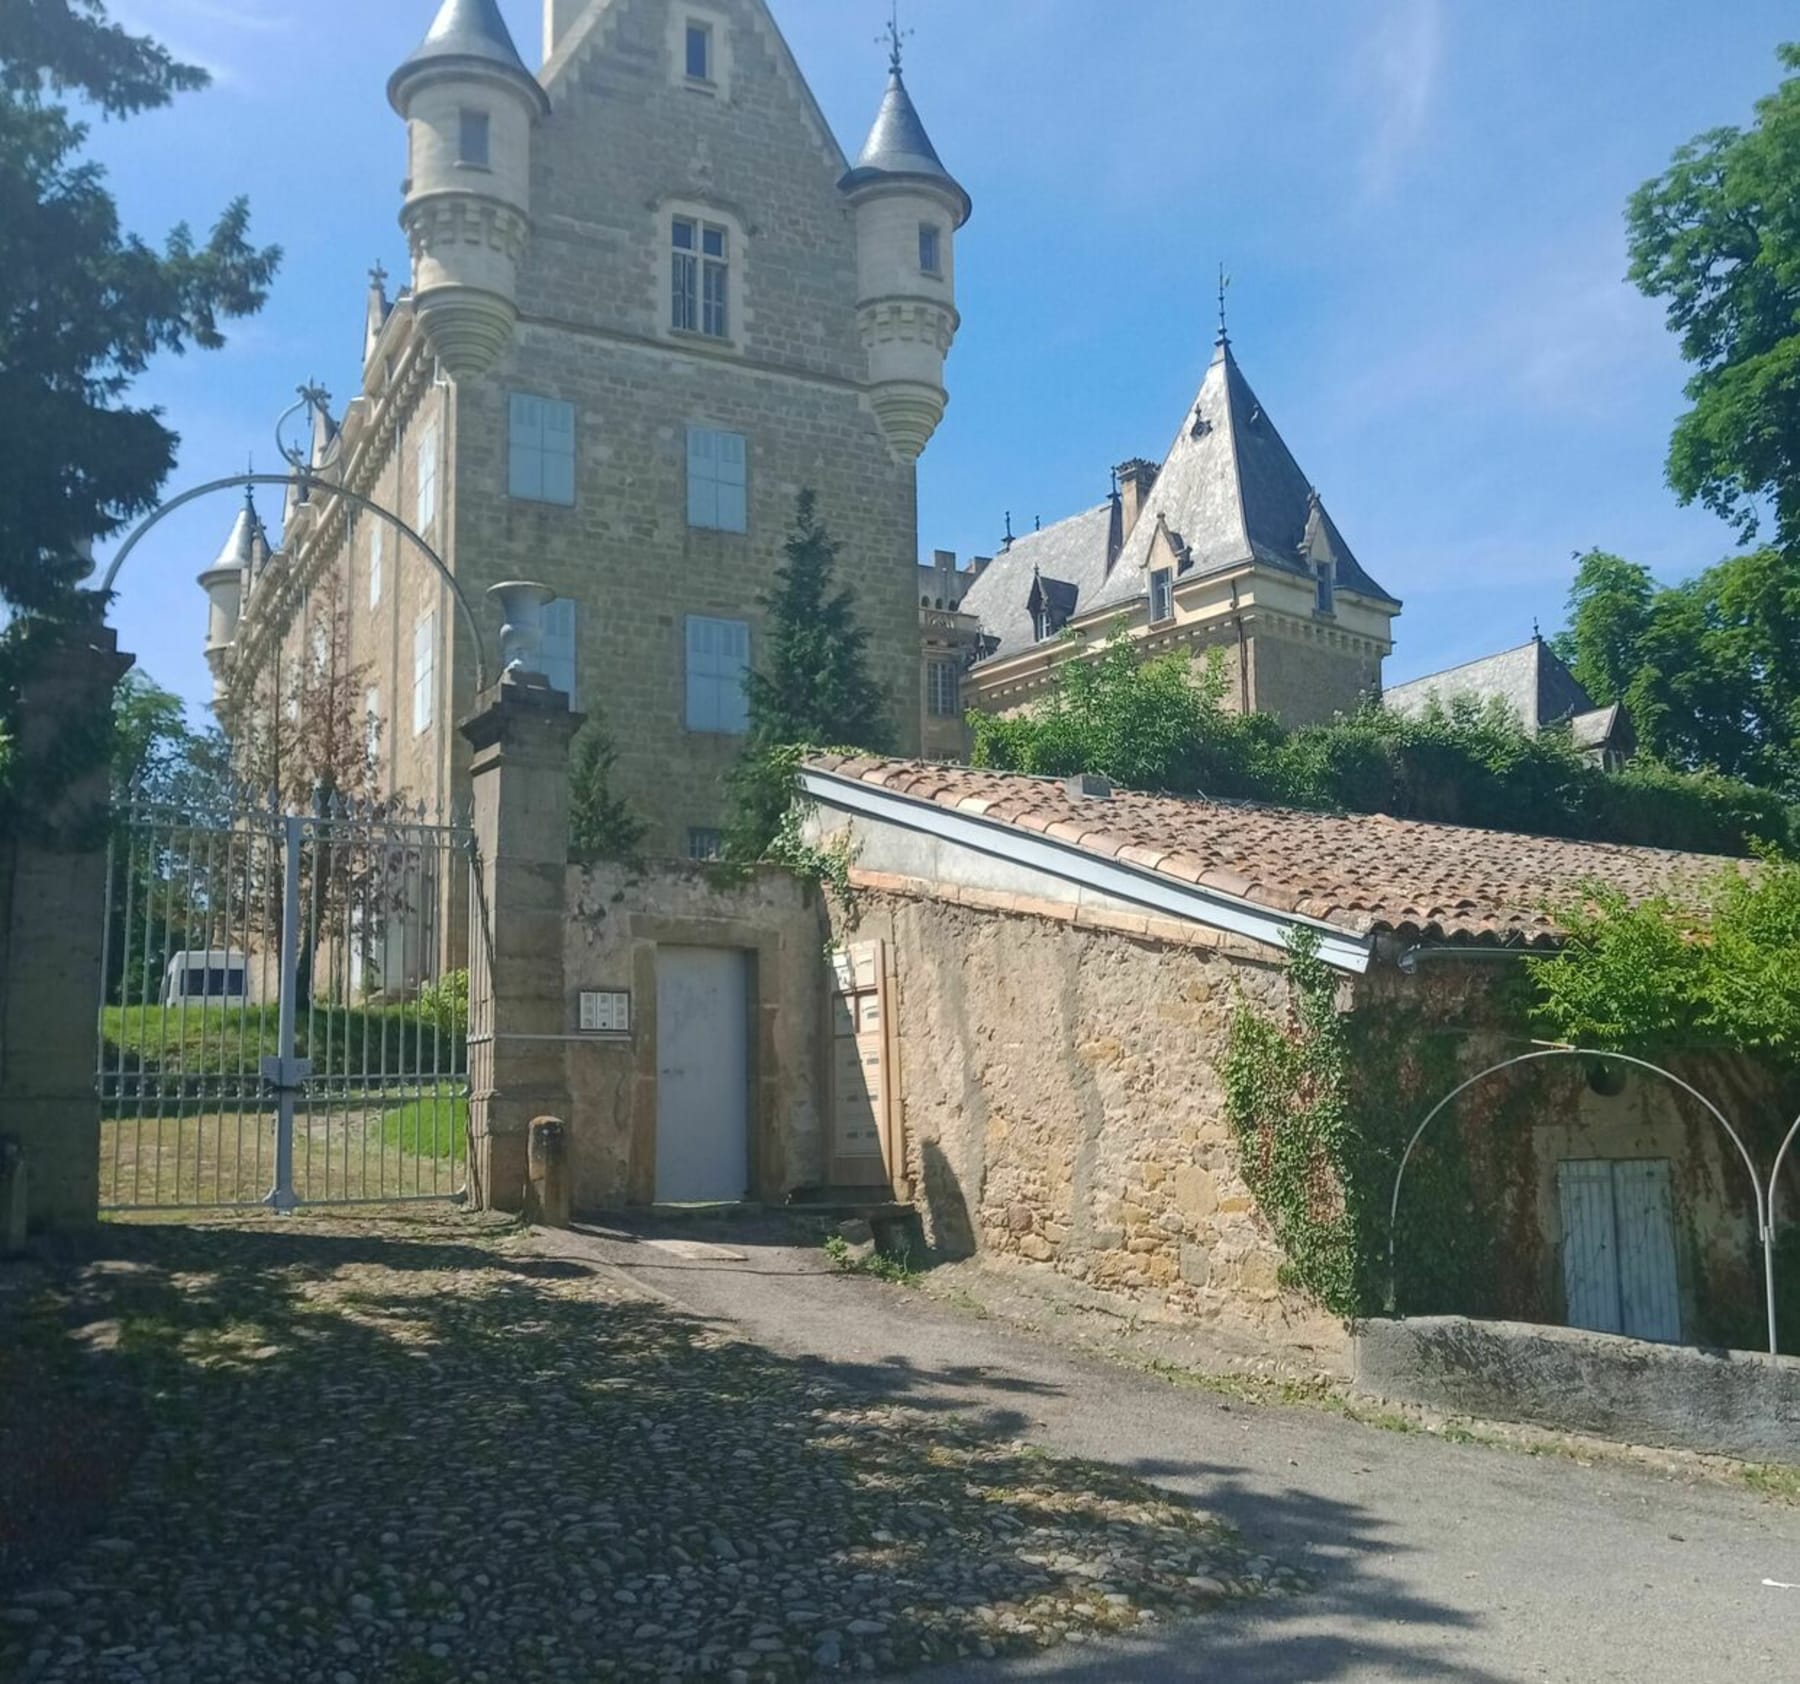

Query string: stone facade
207 0 967 858
831 879 1348 1363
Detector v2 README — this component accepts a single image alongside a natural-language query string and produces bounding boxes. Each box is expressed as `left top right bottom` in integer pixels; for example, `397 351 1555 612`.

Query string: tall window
927 659 960 718
459 109 490 168
365 688 382 763
672 217 729 338
685 615 750 734
413 611 436 737
415 424 438 534
686 426 748 532
542 597 577 704
687 828 724 862
508 394 577 505
1150 568 1174 624
1315 562 1335 617
919 222 943 276
368 523 384 609
685 21 712 80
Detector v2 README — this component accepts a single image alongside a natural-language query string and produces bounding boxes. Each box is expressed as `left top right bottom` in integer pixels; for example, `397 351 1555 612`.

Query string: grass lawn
378 1093 468 1163
100 1004 466 1082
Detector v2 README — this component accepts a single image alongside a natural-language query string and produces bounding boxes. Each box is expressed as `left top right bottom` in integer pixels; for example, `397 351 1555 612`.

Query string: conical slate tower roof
200 488 268 583
841 64 970 226
389 0 548 113
959 335 1398 660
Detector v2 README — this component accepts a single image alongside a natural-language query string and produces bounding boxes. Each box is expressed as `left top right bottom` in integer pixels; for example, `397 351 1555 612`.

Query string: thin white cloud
1355 0 1445 199
110 0 295 85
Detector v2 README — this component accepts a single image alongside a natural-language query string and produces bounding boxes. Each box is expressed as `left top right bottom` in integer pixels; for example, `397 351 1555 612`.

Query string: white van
161 951 251 1007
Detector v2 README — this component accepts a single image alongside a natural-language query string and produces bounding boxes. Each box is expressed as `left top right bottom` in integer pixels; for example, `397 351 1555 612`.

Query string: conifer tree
725 491 893 859
568 712 646 866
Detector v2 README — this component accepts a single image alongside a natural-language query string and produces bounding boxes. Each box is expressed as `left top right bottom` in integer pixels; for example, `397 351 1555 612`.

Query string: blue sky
94 0 1796 720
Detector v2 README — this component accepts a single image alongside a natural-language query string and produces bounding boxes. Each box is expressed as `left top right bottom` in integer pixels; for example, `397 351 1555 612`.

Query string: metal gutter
801 768 1375 976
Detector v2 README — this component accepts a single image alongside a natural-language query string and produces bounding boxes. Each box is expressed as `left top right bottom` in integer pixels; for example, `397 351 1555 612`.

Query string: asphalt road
560 1218 1798 1684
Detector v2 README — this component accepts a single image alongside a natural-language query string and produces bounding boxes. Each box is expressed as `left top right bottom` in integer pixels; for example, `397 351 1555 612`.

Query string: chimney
1115 459 1158 540
932 550 959 610
544 0 586 63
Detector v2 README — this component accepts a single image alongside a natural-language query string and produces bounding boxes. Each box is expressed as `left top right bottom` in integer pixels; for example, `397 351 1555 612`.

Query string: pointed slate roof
960 338 1399 662
200 488 268 584
840 67 971 226
389 0 548 114
1385 637 1594 734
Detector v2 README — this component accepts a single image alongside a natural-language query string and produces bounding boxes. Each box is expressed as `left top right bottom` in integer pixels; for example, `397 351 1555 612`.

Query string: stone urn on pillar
487 580 556 685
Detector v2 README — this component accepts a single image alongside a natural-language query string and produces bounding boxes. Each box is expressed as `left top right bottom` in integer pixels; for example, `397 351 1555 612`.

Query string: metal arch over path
1387 1047 1782 1356
99 471 493 694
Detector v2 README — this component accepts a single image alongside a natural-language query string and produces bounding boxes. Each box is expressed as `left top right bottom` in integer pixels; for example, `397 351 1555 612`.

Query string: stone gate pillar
461 675 582 1213
0 620 133 1233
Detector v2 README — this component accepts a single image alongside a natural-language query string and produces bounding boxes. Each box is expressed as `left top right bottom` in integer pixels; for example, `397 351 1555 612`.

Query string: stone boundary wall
1355 1315 1800 1465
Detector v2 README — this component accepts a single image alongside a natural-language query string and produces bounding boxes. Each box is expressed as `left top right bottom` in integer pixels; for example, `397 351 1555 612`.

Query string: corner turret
199 487 269 701
389 0 549 380
840 28 970 462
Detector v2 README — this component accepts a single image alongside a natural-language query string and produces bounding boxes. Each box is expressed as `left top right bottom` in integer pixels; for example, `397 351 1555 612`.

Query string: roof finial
1003 510 1015 550
881 0 911 75
1217 263 1231 347
368 259 389 292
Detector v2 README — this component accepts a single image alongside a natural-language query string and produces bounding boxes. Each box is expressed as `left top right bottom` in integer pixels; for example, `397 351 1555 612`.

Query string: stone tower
197 488 268 704
840 32 971 462
388 0 550 380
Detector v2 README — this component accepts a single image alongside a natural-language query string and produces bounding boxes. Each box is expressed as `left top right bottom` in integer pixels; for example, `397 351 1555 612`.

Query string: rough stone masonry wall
839 886 1348 1366
559 860 826 1211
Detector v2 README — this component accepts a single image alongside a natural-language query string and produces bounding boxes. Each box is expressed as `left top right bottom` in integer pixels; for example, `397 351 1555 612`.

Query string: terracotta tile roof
805 757 1750 949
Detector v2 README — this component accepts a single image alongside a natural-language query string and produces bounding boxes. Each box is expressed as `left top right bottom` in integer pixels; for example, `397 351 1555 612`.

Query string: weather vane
1217 263 1231 345
881 1 912 74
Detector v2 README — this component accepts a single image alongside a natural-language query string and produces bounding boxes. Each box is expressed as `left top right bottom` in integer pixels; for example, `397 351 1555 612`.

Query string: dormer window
1033 606 1051 642
1150 568 1174 624
1315 562 1336 617
685 21 712 81
458 109 490 169
919 223 943 276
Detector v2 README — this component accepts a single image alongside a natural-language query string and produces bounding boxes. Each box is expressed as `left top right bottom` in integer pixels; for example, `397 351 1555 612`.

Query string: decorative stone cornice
402 193 531 267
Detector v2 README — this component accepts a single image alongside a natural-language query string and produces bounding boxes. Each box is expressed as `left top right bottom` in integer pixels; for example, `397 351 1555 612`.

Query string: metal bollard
526 1116 572 1229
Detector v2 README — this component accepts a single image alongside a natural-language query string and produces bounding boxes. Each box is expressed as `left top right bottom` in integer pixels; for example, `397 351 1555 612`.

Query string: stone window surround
669 3 733 99
657 195 748 354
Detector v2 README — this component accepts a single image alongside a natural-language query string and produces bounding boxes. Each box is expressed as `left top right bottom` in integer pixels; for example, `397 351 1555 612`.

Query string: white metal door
1558 1159 1682 1343
655 948 750 1204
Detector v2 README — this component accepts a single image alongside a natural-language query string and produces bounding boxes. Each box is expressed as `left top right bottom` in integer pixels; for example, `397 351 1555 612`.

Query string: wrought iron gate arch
1386 1047 1779 1354
98 471 492 694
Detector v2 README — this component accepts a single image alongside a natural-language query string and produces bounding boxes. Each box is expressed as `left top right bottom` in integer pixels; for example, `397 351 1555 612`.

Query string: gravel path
0 1213 1297 1683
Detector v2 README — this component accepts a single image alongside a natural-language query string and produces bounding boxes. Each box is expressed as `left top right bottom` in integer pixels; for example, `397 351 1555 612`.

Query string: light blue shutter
543 400 576 505
510 394 544 500
1558 1161 1623 1337
685 615 712 730
687 428 717 529
723 617 749 732
1613 1160 1682 1344
717 431 748 533
541 598 577 704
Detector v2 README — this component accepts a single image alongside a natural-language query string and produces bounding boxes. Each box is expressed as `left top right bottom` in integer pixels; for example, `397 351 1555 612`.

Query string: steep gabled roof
1386 637 1595 734
959 340 1398 663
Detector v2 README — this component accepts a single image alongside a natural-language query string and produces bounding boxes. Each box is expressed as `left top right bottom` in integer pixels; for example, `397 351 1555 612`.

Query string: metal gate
97 787 474 1211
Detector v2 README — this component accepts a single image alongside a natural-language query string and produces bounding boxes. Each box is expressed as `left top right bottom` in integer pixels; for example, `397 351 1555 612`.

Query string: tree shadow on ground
2 1215 1503 1683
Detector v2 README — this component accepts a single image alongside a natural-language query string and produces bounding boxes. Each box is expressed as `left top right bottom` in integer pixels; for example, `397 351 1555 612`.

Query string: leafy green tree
1627 44 1800 560
0 0 281 616
568 713 646 867
1558 546 1800 794
724 492 893 859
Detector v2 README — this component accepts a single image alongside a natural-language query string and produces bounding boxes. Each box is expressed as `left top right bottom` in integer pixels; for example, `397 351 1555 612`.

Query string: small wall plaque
579 990 631 1035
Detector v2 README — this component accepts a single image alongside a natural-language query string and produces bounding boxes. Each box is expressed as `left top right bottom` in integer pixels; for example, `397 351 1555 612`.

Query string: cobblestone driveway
0 1214 1296 1683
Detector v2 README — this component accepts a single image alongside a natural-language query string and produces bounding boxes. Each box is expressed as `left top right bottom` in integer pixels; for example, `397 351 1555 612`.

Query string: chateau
200 0 970 854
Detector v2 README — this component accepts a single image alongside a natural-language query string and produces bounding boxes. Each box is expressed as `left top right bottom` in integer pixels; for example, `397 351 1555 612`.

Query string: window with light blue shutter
509 393 576 505
685 615 750 734
541 597 577 705
686 426 748 532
